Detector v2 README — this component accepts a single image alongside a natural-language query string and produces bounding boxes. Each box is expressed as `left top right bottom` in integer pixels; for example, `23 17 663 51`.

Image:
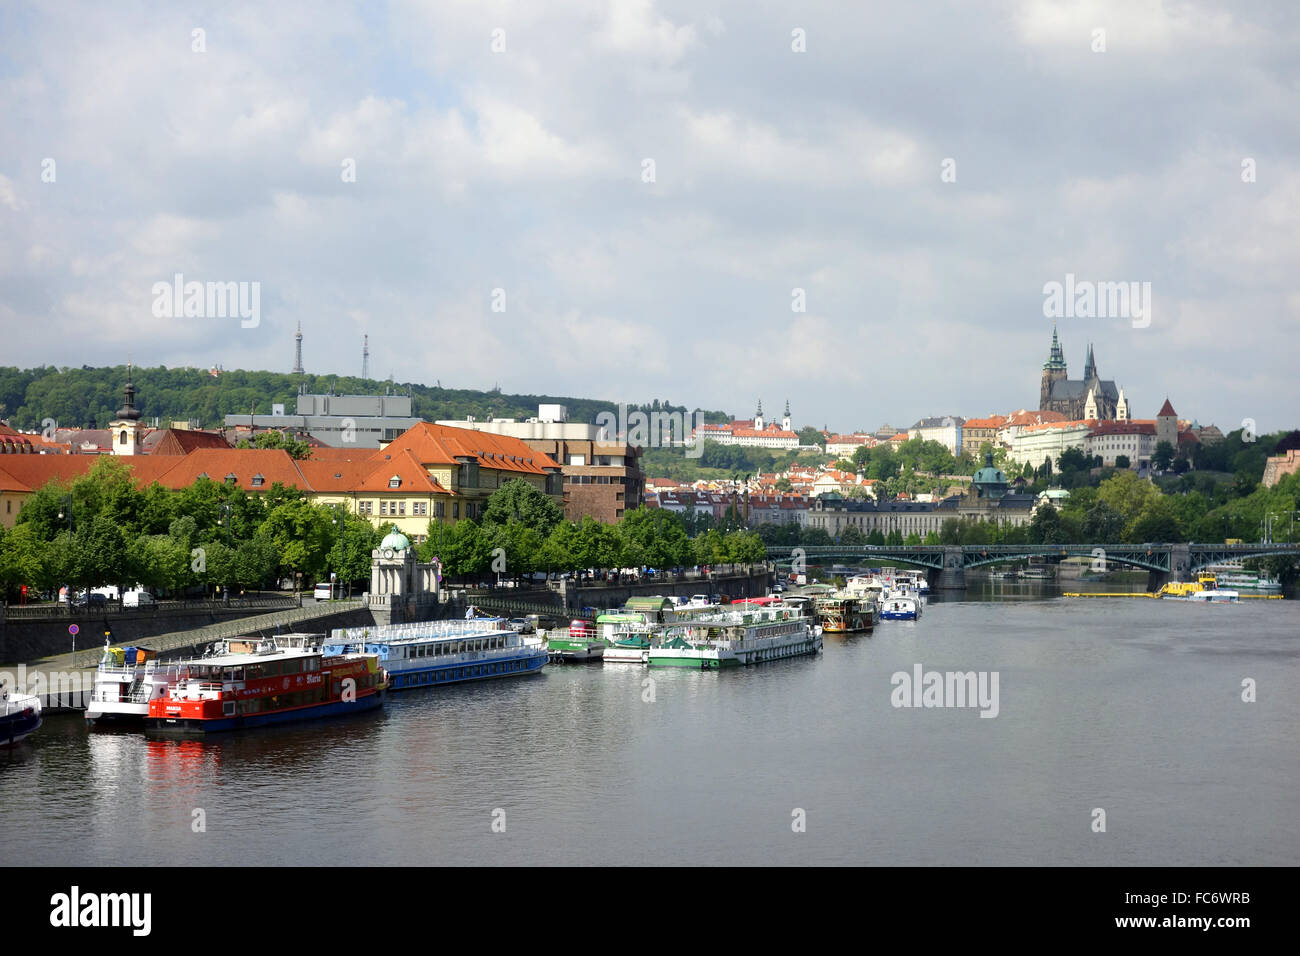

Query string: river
3 590 1297 865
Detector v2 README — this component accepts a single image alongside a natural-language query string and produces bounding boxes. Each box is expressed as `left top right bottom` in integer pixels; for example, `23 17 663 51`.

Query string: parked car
122 590 156 607
72 592 109 609
507 618 535 634
313 582 333 600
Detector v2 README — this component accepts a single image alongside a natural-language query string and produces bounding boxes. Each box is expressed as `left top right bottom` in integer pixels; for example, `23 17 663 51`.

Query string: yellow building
298 422 564 543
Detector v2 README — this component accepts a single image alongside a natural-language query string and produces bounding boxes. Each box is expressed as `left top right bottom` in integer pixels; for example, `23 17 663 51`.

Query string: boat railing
2 694 41 716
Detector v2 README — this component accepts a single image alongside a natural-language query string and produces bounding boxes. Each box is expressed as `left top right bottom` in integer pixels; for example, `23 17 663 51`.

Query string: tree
1028 503 1066 544
1115 455 1131 470
480 478 564 538
1082 501 1125 543
797 426 824 448
328 513 381 586
1152 441 1176 472
235 430 316 459
258 499 334 583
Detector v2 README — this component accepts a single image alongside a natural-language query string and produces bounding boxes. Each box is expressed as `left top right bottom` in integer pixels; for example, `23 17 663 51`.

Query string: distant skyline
2 1 1297 435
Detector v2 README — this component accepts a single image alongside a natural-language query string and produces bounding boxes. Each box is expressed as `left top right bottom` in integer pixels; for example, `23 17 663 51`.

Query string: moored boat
85 644 184 728
547 620 605 662
647 605 821 669
145 638 386 734
815 596 873 633
880 593 922 621
322 619 547 686
1 687 42 746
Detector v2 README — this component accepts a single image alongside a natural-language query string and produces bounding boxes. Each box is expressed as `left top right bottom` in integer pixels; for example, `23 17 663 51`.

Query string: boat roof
328 618 514 645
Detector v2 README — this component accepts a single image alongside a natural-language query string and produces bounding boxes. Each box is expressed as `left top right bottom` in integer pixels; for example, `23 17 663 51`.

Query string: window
251 473 265 487
435 501 445 518
453 502 459 519
380 501 388 515
399 501 406 516
389 475 401 488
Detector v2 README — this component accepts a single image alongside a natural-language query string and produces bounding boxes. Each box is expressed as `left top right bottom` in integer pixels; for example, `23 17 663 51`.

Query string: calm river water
4 588 1297 865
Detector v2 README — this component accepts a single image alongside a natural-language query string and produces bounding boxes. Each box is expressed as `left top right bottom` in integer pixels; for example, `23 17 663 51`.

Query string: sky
1 0 1297 434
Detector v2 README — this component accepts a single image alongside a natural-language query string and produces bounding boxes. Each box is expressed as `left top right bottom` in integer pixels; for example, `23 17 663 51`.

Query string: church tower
110 364 144 456
754 399 764 431
1084 387 1098 421
782 399 792 432
1156 398 1178 449
1040 325 1068 411
1116 389 1129 421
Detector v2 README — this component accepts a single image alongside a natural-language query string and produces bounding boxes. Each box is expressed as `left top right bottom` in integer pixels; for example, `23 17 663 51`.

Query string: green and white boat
597 613 655 663
647 605 822 669
545 620 605 662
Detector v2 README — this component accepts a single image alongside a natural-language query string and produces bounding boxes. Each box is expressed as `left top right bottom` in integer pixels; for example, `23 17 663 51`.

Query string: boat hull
145 691 385 735
386 650 547 689
603 646 650 664
648 633 822 668
1 696 43 746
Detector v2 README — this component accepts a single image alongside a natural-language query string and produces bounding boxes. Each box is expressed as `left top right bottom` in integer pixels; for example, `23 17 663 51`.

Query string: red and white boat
145 638 386 734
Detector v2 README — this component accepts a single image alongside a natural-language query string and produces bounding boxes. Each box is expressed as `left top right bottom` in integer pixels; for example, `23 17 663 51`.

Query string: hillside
0 365 729 432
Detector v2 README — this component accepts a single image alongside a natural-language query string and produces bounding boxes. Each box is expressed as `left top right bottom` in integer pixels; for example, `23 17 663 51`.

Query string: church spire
1042 324 1067 371
115 362 141 422
1083 342 1097 380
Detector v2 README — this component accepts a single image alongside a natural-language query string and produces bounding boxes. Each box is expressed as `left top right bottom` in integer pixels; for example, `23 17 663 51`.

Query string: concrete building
437 406 644 523
1007 420 1096 469
909 416 965 455
1086 421 1155 468
224 389 421 449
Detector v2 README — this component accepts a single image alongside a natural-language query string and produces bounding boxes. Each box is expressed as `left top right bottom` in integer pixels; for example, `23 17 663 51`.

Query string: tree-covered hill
0 365 728 432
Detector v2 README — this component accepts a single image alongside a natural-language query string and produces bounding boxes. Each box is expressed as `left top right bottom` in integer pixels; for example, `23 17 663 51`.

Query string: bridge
765 543 1300 589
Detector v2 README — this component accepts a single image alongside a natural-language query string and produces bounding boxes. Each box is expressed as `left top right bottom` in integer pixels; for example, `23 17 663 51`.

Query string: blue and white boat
1 687 42 746
321 618 548 690
880 592 922 621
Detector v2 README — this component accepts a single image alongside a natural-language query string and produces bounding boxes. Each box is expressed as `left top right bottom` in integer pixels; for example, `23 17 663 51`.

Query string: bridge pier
1147 543 1191 590
936 546 966 590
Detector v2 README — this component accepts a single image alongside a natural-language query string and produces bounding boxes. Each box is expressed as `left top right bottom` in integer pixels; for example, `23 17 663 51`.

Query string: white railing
2 694 41 716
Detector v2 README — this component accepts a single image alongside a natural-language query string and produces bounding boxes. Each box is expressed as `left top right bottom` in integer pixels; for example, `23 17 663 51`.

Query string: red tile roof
381 422 560 474
1157 399 1177 418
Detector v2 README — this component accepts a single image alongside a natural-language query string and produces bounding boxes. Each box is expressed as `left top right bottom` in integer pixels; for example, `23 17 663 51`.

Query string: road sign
68 624 79 636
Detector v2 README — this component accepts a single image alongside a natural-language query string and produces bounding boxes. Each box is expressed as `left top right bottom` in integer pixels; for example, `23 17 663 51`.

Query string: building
909 416 965 455
224 389 421 449
1007 420 1096 469
1039 327 1121 420
1263 449 1300 488
825 433 876 458
0 422 564 543
962 415 1008 453
108 367 146 456
691 399 800 450
1085 420 1155 468
436 406 644 523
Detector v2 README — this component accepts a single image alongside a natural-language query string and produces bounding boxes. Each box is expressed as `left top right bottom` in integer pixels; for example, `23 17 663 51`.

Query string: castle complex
1038 326 1128 422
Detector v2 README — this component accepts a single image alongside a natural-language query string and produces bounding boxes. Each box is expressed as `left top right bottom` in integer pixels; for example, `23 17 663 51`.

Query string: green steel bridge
765 542 1300 588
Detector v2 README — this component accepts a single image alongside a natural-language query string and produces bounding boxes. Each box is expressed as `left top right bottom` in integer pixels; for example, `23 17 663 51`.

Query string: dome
971 453 1008 498
380 527 411 551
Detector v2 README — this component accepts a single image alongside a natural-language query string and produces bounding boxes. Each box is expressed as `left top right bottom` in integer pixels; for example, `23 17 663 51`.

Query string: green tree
481 478 564 538
1152 441 1176 472
236 429 312 459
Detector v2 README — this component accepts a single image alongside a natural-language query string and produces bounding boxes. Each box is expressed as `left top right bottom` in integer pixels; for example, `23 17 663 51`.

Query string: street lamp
216 502 232 602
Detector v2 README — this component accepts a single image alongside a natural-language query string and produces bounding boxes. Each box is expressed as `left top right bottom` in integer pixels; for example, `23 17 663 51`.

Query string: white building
909 416 965 455
1007 420 1095 469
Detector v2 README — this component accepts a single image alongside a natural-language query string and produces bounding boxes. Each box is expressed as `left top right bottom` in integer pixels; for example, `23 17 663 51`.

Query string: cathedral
1038 326 1127 421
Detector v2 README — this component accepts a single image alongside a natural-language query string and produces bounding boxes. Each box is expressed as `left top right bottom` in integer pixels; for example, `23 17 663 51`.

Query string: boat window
282 659 302 675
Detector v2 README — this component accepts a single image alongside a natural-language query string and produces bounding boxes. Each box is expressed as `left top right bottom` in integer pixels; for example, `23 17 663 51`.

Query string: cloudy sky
1 0 1297 433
